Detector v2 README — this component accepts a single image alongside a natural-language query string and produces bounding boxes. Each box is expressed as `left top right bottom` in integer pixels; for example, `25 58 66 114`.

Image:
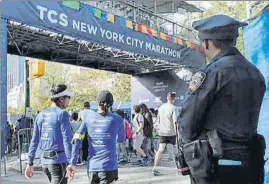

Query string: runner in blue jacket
25 84 74 184
67 91 125 184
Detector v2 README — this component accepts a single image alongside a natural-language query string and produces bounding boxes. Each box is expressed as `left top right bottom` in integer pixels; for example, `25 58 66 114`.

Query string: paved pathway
1 154 190 184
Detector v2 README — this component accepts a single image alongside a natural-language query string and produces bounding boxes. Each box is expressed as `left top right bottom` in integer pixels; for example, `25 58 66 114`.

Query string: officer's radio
175 148 190 176
207 130 223 158
175 122 190 176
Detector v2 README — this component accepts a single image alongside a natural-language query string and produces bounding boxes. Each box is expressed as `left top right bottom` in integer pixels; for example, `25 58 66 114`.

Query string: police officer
67 91 125 184
25 84 74 184
178 14 266 184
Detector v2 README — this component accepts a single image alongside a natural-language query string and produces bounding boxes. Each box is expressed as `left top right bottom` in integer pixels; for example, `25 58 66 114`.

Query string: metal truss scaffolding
7 21 180 75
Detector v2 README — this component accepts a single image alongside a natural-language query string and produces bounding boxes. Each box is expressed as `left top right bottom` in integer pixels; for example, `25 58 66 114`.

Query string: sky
187 1 212 9
163 1 213 27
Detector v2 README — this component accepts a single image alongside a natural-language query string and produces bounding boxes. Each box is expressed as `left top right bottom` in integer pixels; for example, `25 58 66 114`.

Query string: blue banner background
243 6 269 183
0 1 205 67
1 18 7 157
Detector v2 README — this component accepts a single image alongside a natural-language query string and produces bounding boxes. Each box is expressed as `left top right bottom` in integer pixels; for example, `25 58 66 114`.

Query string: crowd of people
21 13 266 184
23 83 180 184
5 115 33 155
67 98 175 168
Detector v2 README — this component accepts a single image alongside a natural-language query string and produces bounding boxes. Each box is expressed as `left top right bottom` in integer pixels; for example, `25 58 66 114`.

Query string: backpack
136 113 153 138
125 120 133 139
143 114 153 138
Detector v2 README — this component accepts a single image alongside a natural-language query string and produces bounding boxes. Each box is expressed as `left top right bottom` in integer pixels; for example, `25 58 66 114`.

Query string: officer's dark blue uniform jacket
179 47 266 160
70 111 125 172
28 106 72 164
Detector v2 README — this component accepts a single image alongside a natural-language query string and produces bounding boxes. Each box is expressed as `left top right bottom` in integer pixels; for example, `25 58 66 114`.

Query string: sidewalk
1 165 190 184
1 154 190 184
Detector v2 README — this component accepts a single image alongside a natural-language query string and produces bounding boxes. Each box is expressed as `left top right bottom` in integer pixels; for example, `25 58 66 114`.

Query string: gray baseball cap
96 91 114 106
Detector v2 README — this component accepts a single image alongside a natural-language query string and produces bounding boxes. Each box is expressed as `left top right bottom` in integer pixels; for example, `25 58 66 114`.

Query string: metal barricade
1 156 7 177
17 128 32 174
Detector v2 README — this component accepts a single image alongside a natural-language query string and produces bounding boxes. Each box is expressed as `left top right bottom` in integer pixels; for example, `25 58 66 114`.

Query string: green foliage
203 1 247 54
7 107 17 114
67 68 111 111
203 2 247 20
111 74 131 101
30 78 51 113
17 103 26 114
203 2 269 55
41 62 69 89
28 62 131 113
30 62 67 113
252 2 269 16
7 103 25 114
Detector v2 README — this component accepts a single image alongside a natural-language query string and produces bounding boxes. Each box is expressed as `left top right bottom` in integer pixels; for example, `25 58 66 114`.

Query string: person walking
67 91 125 184
140 103 155 161
152 92 179 176
25 84 74 184
78 102 93 121
116 109 128 164
132 105 149 166
78 102 93 164
70 112 83 164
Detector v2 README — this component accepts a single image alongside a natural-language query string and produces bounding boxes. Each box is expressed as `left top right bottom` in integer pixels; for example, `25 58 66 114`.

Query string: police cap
192 14 247 40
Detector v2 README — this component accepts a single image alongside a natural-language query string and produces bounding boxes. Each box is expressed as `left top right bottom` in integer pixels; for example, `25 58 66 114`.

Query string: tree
203 2 269 55
111 74 131 101
68 84 99 112
30 62 67 113
7 106 18 114
17 103 25 114
251 2 269 17
28 61 132 113
68 68 110 111
29 62 114 112
202 1 247 54
7 104 25 114
30 78 51 113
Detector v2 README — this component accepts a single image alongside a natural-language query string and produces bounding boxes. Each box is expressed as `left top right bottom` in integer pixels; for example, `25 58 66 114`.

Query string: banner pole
1 18 8 159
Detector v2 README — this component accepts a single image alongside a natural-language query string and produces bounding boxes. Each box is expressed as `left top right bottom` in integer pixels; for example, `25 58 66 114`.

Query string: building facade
7 83 25 109
7 54 25 92
7 54 25 109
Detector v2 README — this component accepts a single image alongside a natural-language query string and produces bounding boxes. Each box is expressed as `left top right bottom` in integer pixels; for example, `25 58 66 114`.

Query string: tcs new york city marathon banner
0 1 205 67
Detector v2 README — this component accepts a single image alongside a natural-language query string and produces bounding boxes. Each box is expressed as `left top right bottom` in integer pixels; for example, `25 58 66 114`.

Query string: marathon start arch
0 1 206 156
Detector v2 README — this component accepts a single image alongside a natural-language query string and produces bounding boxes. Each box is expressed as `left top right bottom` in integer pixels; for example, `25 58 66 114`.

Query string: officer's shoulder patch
188 71 206 94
